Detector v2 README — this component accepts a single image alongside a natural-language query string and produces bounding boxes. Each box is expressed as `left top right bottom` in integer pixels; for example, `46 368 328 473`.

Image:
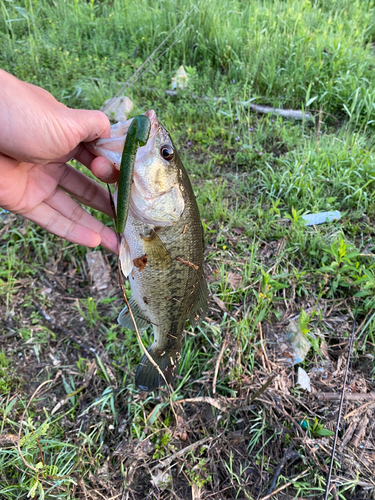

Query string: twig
323 299 359 500
248 373 278 405
78 477 89 500
165 91 314 120
174 396 228 412
359 419 375 462
212 334 227 394
32 300 99 356
17 379 53 472
17 379 83 479
331 485 339 500
351 412 369 447
35 434 45 467
152 436 212 470
38 369 63 398
344 400 375 419
266 447 299 496
176 256 199 270
267 448 299 495
259 469 310 500
316 392 375 401
51 361 96 415
249 103 312 120
0 332 17 341
259 322 272 373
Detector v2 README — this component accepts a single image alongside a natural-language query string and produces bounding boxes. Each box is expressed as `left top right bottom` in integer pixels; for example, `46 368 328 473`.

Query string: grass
1 0 375 498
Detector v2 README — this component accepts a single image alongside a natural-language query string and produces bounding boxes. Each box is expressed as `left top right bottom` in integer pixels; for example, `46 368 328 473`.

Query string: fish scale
125 146 207 391
88 111 208 392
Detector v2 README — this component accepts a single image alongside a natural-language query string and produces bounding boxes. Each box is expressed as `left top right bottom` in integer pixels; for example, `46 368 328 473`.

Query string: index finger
57 163 114 218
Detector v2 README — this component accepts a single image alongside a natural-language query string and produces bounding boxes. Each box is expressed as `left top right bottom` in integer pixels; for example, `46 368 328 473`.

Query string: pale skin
0 70 120 253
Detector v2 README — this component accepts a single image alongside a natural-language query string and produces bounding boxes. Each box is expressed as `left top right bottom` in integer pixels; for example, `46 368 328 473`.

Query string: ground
1 0 375 499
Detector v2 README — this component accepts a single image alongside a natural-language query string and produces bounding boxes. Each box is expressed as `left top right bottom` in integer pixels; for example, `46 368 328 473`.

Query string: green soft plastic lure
116 115 151 234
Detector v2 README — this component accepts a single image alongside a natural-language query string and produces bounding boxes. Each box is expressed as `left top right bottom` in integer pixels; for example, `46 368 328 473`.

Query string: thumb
70 108 111 143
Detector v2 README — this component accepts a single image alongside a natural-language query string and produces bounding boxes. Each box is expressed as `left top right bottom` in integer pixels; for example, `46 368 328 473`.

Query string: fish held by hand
88 110 208 391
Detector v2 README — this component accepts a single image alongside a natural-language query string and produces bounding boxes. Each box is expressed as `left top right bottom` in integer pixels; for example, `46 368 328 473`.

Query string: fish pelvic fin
135 344 179 392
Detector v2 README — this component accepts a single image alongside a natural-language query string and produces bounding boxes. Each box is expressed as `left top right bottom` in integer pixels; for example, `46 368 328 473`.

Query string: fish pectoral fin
141 230 171 270
188 278 209 327
135 343 178 391
119 236 133 277
117 295 150 332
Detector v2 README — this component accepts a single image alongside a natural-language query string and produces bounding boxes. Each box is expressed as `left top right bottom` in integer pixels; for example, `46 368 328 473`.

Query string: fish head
87 110 185 226
130 110 184 225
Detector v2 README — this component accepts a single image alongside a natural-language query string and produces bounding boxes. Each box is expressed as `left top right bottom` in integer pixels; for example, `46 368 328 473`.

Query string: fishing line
102 11 191 112
323 297 360 500
122 36 182 92
337 309 357 496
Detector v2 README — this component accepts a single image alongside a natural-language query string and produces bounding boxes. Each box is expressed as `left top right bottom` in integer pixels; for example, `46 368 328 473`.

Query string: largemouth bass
88 110 208 391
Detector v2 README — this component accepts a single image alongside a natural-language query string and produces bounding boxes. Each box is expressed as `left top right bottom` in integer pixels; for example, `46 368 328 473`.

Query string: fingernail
98 162 113 180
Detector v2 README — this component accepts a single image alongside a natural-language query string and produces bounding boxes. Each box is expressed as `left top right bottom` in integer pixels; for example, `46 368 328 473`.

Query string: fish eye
160 144 174 161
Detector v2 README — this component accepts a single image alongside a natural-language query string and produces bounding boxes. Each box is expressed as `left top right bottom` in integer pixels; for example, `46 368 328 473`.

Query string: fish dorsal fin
118 295 150 332
141 230 171 270
119 236 133 278
188 278 209 326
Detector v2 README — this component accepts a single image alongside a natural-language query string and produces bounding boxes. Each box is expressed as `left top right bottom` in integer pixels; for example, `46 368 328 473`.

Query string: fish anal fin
117 295 150 332
188 278 209 326
141 230 171 270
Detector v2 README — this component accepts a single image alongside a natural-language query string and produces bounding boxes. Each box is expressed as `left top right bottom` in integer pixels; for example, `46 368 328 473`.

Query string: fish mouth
85 109 160 170
145 109 159 137
133 110 159 163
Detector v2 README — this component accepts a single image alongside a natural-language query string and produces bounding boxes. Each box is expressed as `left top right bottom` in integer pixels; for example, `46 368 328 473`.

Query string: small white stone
102 96 134 122
297 367 311 392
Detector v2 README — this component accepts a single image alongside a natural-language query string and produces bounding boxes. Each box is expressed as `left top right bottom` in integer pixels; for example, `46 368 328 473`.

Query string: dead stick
351 412 369 447
345 400 375 420
18 380 53 472
359 419 375 462
17 379 83 479
174 396 228 412
248 373 277 405
32 300 98 356
164 91 313 120
259 469 310 500
249 103 312 120
152 436 212 470
212 335 227 394
0 332 17 341
316 392 375 401
323 298 359 500
259 322 272 373
266 447 299 496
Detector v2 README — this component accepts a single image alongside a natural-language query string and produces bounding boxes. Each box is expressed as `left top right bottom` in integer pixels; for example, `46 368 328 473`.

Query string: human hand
0 70 118 253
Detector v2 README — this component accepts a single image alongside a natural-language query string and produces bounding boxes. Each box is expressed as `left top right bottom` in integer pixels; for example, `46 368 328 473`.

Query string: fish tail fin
135 344 179 392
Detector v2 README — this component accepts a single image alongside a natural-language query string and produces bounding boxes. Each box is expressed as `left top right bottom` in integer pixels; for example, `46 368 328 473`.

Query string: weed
1 0 375 498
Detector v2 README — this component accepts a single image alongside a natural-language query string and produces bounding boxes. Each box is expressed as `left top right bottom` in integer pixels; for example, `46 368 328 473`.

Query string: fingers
26 191 118 253
56 163 114 218
70 108 111 143
90 156 119 183
56 143 96 168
